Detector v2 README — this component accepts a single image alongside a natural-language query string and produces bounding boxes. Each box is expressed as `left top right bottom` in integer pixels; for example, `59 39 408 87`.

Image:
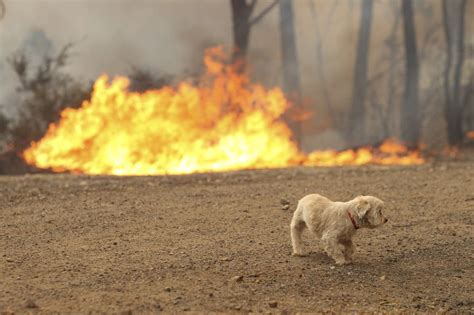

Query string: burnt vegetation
0 43 172 174
7 44 91 152
0 44 92 173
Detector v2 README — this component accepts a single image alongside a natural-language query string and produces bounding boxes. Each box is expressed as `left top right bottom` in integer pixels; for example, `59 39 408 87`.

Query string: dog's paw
334 259 351 265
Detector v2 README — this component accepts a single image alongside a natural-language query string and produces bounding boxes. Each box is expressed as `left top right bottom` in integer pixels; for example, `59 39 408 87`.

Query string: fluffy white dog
290 194 387 265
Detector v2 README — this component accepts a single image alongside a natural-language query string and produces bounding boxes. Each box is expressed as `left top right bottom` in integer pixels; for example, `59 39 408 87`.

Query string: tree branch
0 0 5 20
249 0 258 12
249 0 279 26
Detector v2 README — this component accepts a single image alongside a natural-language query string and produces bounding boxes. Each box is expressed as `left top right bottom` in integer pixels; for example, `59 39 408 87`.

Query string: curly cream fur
290 194 387 265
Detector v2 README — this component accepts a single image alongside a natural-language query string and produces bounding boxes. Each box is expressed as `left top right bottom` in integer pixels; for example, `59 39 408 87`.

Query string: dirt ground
1 159 473 314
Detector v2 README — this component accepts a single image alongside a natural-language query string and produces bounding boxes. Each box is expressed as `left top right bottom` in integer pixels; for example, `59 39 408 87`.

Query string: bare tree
279 0 302 145
309 1 339 124
386 2 401 136
231 0 257 62
347 0 373 146
230 0 279 64
400 0 420 147
442 0 468 146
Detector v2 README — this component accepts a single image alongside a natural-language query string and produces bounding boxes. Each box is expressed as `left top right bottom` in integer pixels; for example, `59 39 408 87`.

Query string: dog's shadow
296 251 333 264
293 252 399 272
293 251 376 269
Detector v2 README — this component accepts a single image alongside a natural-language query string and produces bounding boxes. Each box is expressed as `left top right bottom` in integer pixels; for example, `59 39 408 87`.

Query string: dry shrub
7 43 92 152
0 43 91 174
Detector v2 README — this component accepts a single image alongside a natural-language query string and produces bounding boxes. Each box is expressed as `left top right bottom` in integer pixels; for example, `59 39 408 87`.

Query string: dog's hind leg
290 207 306 256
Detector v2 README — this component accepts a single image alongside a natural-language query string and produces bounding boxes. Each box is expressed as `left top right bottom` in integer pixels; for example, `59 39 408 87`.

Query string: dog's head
354 195 387 228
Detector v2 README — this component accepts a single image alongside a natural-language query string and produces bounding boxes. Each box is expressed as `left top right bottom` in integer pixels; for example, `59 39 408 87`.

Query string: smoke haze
0 0 473 149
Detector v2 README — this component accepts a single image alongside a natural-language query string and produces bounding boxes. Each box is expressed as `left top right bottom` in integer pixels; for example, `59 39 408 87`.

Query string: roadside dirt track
1 161 473 313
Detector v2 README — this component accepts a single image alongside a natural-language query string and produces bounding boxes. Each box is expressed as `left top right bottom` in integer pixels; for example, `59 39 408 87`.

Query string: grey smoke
0 0 472 150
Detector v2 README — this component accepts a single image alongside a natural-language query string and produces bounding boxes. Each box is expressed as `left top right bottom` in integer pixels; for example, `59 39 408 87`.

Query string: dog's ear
355 196 371 219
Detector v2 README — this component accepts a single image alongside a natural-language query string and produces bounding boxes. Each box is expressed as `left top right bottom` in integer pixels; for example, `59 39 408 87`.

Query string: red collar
347 211 359 229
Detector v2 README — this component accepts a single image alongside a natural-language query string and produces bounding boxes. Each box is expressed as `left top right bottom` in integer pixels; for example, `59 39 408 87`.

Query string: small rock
219 257 232 262
281 204 290 211
380 275 386 281
280 198 290 205
330 266 336 270
164 287 172 292
269 301 278 308
25 299 38 309
231 275 243 282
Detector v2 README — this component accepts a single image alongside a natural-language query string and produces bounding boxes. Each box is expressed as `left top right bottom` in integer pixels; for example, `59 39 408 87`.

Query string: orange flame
467 131 474 140
304 139 423 166
23 47 424 175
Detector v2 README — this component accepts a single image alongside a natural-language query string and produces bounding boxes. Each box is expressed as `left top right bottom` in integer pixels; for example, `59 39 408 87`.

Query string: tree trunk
230 0 256 63
400 0 420 147
442 0 467 146
279 0 302 145
309 1 335 124
386 2 401 136
347 0 373 146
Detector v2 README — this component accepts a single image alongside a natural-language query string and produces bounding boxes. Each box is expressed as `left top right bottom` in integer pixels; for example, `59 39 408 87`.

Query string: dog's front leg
341 240 355 263
321 234 347 265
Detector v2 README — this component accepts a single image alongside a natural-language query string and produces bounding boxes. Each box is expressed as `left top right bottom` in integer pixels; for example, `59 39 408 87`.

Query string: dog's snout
384 218 388 223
